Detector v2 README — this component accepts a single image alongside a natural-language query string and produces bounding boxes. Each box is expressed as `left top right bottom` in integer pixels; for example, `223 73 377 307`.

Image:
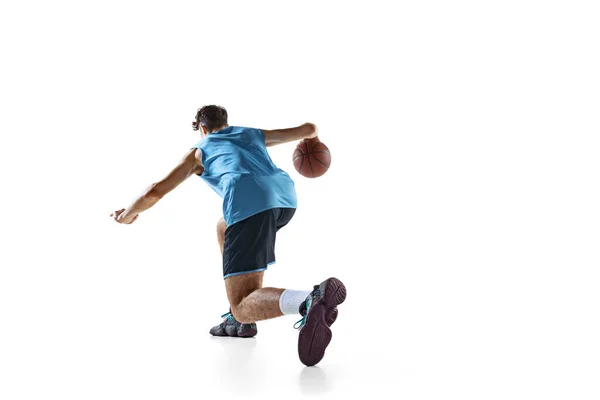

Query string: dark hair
195 105 228 132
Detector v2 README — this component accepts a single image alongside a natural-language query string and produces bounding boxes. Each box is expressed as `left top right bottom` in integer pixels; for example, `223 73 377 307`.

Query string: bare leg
217 218 284 323
216 217 226 255
225 271 285 323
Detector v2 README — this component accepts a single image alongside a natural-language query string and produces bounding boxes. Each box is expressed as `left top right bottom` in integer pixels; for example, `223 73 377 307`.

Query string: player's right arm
261 122 318 147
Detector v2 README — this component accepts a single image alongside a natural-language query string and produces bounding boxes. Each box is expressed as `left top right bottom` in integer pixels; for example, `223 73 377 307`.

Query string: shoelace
221 311 234 322
294 298 311 329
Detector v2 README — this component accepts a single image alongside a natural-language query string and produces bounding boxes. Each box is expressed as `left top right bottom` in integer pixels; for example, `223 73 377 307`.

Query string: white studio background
1 1 599 399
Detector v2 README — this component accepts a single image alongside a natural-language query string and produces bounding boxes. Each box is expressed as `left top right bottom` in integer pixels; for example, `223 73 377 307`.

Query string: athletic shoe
299 301 338 326
295 277 347 366
209 311 257 338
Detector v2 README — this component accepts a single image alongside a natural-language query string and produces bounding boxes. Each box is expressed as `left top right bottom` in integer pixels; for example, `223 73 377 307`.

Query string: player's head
193 105 228 136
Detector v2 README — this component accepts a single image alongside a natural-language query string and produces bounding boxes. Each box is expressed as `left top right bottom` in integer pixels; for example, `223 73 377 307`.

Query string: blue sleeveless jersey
191 126 297 226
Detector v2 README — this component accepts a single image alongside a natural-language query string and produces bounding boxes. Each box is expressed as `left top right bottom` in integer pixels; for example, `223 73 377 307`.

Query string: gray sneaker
209 311 257 338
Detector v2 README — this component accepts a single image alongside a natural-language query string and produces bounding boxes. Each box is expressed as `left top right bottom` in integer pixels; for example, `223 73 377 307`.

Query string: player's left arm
111 148 204 224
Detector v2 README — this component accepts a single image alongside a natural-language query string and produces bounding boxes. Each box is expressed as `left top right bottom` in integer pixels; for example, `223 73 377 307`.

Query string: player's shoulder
233 125 263 134
230 126 265 141
186 144 203 161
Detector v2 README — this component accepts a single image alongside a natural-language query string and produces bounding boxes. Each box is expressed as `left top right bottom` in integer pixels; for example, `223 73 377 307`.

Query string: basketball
293 137 331 178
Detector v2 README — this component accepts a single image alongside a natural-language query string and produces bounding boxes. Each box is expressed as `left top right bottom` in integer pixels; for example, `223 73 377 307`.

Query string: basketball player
110 105 346 366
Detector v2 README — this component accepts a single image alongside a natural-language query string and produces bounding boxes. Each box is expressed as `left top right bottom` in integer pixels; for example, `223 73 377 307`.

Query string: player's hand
110 208 139 224
302 135 320 144
305 123 318 139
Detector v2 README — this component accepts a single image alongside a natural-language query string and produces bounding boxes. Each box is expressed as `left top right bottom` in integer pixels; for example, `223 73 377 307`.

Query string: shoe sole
237 326 258 338
326 308 338 326
298 277 346 366
209 326 257 338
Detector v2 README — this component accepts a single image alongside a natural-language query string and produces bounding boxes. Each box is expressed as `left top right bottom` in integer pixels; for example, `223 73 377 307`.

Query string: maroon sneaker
295 277 347 366
299 299 338 326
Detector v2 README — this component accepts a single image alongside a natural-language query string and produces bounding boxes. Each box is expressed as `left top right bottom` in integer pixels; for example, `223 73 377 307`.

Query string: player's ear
201 125 209 136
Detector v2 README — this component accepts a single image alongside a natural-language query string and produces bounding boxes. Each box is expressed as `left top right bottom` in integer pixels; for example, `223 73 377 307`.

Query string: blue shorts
222 207 296 279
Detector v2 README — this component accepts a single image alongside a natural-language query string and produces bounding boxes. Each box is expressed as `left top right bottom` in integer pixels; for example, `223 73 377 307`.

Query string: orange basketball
293 137 331 178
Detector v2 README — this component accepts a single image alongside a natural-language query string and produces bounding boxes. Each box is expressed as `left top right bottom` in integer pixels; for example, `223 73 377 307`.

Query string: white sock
279 289 311 315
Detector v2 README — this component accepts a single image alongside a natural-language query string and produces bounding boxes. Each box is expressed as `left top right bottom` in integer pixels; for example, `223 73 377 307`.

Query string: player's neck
209 125 229 134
